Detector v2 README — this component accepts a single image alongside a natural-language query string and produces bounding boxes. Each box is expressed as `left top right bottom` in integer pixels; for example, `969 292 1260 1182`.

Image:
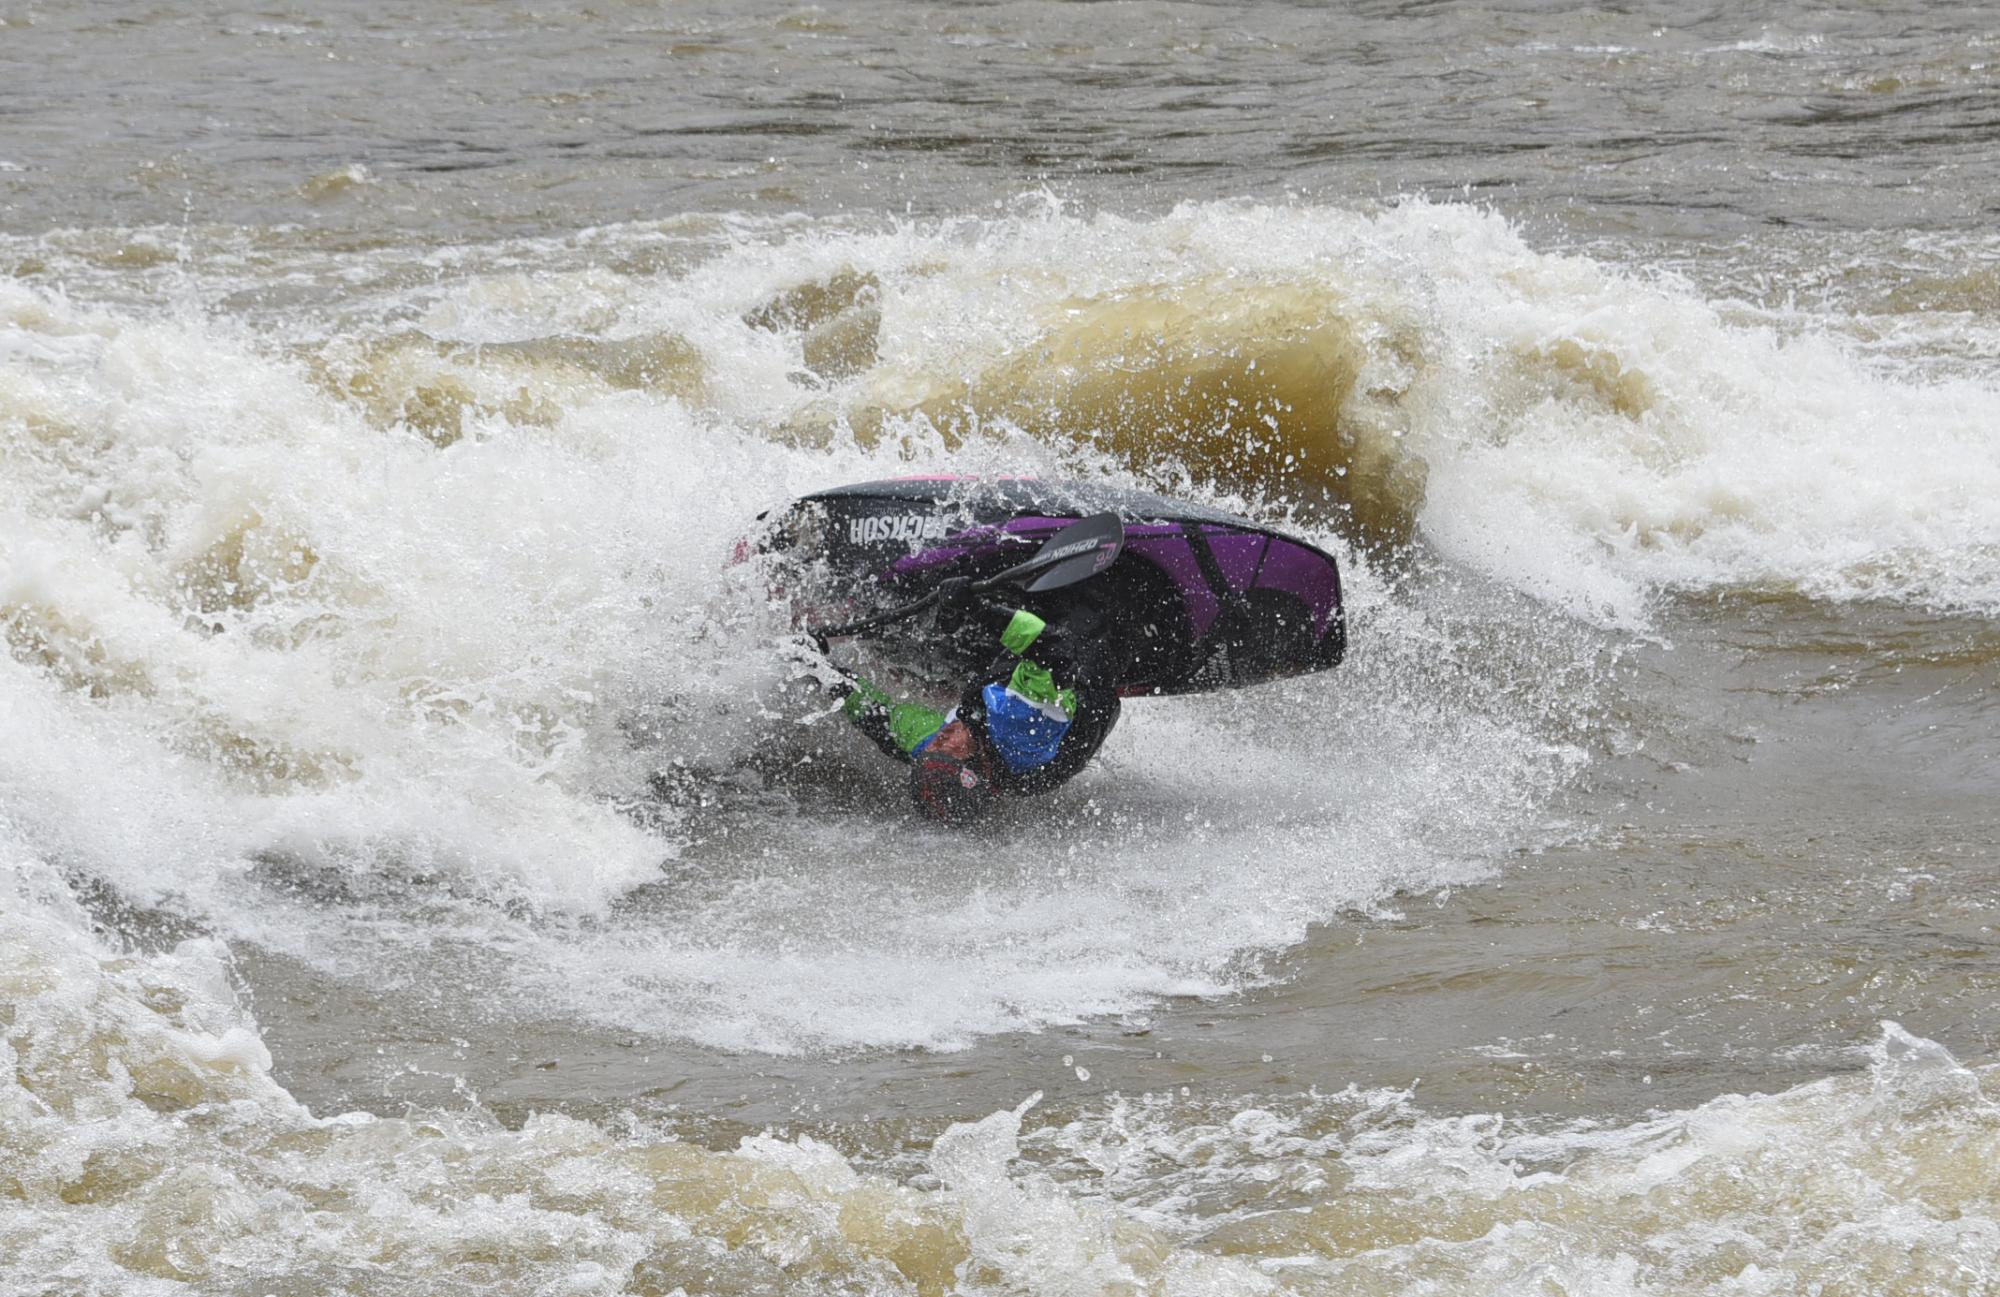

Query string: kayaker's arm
779 633 944 763
805 582 1088 772
838 675 947 763
948 604 1086 775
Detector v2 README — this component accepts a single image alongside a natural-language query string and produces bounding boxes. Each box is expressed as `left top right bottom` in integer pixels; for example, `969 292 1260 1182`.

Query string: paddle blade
1005 512 1125 592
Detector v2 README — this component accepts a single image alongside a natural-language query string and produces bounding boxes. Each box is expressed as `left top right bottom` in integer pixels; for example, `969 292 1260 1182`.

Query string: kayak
754 477 1345 696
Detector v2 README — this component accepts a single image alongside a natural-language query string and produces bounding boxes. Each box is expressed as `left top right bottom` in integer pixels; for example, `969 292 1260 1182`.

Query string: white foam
7 871 1993 1297
0 861 1276 1294
1 244 1584 1053
1025 1023 2000 1295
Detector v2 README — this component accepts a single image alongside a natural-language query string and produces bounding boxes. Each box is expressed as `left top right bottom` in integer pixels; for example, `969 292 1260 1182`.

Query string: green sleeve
1000 609 1046 656
996 609 1077 716
1006 658 1078 717
842 677 946 756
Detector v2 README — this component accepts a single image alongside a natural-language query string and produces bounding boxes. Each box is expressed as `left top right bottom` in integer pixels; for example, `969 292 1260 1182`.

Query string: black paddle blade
986 511 1125 593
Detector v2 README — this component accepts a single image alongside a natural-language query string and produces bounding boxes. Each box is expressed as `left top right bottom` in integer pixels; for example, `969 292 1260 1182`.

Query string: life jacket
846 606 1082 778
979 657 1075 772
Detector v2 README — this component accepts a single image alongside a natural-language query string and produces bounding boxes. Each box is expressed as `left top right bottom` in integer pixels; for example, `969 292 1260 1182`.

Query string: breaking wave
0 202 1994 1040
6 198 1999 1055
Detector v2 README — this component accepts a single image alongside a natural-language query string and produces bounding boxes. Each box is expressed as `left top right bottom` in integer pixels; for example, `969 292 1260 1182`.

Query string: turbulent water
5 3 2000 1294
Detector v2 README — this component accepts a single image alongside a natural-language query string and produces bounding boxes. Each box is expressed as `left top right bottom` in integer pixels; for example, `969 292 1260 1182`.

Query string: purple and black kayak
756 477 1345 697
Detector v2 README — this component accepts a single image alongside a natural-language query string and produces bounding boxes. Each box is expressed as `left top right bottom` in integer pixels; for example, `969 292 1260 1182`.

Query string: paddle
810 511 1125 644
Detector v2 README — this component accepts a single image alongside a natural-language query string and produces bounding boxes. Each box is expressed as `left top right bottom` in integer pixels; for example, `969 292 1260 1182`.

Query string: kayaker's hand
932 576 974 619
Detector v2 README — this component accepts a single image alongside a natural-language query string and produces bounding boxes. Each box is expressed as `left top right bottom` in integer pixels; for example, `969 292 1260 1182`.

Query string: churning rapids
5 4 2000 1295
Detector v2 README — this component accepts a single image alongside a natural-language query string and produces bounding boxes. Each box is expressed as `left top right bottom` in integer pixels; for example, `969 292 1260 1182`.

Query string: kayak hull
756 478 1345 696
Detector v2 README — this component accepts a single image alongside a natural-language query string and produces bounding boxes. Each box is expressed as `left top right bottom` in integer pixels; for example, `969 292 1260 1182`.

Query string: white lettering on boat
847 513 949 545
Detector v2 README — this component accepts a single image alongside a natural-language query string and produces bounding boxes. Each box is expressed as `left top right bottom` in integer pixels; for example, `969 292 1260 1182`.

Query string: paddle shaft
809 513 1123 644
812 569 1013 643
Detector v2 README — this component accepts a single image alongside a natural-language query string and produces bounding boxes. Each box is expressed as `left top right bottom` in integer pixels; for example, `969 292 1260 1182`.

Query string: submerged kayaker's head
909 720 999 825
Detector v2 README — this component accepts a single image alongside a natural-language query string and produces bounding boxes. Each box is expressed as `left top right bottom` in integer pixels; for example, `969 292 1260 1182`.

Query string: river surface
5 3 2000 1294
